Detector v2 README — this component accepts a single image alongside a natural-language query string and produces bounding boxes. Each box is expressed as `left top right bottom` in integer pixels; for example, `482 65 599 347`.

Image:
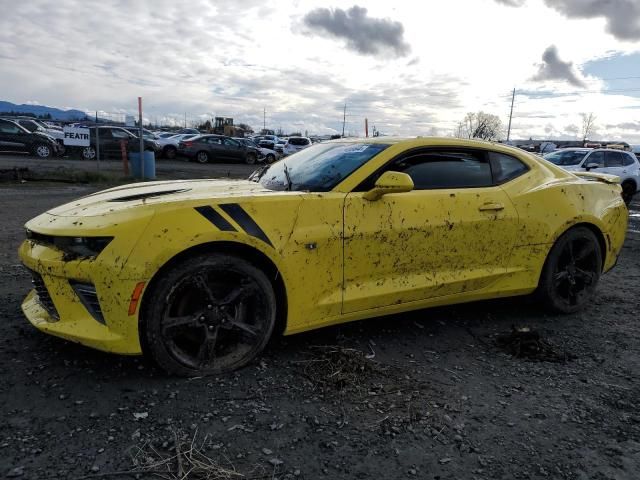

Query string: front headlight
26 230 113 259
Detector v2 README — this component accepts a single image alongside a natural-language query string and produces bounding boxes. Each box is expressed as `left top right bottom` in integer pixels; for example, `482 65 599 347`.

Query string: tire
537 226 602 313
245 153 257 165
621 180 636 205
196 151 209 163
33 143 52 159
141 253 277 376
266 154 275 164
81 146 96 160
164 146 177 160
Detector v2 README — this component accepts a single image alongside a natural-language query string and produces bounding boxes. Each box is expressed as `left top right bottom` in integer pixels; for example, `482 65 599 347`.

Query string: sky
1 0 640 141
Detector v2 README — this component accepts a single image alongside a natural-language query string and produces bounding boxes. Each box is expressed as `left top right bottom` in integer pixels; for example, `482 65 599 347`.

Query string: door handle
478 203 505 212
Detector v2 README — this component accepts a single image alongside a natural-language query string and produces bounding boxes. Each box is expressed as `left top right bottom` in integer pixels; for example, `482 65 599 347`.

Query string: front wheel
245 153 257 165
164 146 177 160
141 253 277 376
33 143 52 158
81 146 96 160
266 154 275 164
537 226 602 313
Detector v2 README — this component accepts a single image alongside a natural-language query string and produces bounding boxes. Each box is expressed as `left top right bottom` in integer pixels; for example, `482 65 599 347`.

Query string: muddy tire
266 154 275 164
621 180 636 205
537 226 602 313
141 253 277 377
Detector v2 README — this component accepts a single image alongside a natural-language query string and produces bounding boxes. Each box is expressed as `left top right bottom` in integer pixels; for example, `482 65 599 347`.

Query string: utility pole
263 107 266 133
342 103 346 137
506 88 515 142
184 112 187 129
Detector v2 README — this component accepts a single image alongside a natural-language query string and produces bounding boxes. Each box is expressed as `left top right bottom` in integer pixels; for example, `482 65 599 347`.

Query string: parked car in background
157 133 200 159
284 136 312 156
544 147 640 204
75 126 161 160
258 135 279 150
274 138 287 154
0 118 61 158
177 128 200 135
178 134 263 164
1 116 66 147
122 127 159 140
631 145 640 160
234 137 277 163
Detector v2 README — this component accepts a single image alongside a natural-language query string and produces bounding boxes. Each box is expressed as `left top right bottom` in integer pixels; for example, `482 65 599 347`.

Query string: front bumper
19 234 148 355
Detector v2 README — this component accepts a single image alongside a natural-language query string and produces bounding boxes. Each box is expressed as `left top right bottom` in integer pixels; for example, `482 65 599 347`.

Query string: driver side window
379 150 492 190
585 151 604 168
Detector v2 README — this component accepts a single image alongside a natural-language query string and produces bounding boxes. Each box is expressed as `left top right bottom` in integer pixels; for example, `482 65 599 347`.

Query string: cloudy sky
1 0 640 141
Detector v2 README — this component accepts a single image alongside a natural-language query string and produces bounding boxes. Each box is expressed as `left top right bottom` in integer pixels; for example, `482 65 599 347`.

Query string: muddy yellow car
19 138 628 375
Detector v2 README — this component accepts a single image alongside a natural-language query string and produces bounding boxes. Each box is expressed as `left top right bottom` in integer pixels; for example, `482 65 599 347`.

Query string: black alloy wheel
538 226 602 313
245 152 257 165
266 154 275 164
142 253 276 376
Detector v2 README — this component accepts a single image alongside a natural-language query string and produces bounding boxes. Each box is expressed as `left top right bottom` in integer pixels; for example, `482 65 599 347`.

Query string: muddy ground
1 183 639 480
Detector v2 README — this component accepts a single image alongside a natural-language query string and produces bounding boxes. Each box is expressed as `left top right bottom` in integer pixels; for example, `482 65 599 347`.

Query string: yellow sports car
19 138 628 376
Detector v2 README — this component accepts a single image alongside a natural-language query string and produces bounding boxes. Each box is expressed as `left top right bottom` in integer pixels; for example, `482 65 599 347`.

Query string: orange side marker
127 282 146 316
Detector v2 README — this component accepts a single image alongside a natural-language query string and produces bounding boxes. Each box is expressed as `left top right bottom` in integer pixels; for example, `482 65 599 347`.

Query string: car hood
46 179 286 217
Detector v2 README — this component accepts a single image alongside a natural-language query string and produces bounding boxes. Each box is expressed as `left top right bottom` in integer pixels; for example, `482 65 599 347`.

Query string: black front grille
70 281 105 324
30 271 59 320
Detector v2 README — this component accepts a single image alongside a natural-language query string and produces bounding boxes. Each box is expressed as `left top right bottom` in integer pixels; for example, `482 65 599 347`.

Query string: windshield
544 150 589 166
257 142 390 192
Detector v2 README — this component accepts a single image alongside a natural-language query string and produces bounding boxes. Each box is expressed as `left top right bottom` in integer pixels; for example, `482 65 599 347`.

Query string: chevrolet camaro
19 138 628 376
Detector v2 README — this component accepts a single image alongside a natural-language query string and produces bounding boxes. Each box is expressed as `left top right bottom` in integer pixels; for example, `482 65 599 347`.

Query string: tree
580 113 596 143
198 120 212 132
454 112 503 141
236 123 253 134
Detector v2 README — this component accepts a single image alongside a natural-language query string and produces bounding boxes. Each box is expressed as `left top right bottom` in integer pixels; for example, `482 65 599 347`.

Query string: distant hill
0 101 89 121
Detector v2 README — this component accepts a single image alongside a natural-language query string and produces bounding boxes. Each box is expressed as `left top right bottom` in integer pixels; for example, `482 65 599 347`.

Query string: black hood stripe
195 206 236 232
219 203 273 247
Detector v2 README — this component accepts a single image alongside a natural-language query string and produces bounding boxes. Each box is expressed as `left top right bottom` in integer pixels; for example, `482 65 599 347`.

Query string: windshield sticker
343 145 370 153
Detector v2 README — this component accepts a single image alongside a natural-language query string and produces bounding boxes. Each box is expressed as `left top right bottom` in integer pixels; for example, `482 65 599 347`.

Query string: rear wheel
245 153 257 165
621 180 636 205
33 143 52 158
142 253 277 376
537 226 602 313
196 151 209 163
164 146 177 160
266 154 275 164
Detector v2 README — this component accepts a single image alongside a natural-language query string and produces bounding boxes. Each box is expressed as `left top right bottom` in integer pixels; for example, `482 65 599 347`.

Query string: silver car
544 148 639 204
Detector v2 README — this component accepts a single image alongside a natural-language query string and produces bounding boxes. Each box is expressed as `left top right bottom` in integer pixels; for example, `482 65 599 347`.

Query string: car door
222 138 243 161
581 150 604 170
342 148 520 314
0 119 30 152
602 151 626 177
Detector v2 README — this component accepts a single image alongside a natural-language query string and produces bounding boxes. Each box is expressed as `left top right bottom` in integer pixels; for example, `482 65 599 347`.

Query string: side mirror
584 162 599 171
363 171 414 201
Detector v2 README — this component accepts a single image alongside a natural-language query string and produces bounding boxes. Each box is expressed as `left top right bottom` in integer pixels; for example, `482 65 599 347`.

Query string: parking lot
0 160 639 479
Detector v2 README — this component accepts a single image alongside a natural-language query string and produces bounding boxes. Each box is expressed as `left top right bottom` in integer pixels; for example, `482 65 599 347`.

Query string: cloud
544 0 640 41
302 6 410 57
494 0 526 6
531 45 586 87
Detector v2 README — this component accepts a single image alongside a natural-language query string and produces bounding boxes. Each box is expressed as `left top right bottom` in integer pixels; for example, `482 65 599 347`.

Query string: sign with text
62 126 90 146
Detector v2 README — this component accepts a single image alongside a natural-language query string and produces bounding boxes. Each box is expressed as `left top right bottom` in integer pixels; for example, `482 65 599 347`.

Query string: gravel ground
0 184 639 480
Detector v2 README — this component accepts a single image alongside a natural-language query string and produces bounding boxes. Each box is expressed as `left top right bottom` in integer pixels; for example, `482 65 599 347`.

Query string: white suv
284 136 311 156
544 148 639 204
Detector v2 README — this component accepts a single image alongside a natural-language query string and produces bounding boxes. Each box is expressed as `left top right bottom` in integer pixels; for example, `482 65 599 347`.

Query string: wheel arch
138 240 289 347
549 221 608 272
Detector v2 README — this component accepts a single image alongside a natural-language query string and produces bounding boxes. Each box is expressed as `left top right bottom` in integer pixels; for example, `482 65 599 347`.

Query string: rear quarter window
489 152 529 184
